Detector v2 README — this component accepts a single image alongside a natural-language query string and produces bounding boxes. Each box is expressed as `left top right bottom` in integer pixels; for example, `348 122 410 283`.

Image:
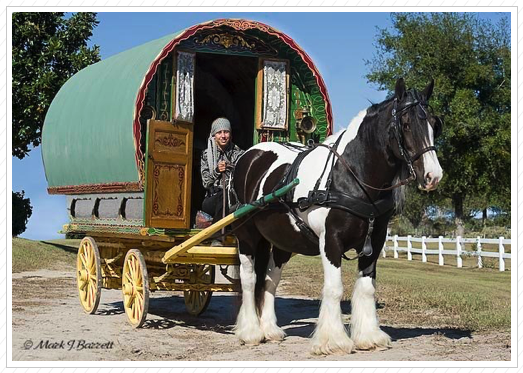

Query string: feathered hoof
262 323 286 342
234 325 265 345
310 334 354 355
353 328 392 350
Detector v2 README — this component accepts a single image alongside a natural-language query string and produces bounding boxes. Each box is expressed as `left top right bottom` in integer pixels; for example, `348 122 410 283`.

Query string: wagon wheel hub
78 269 90 291
79 269 89 283
122 282 134 296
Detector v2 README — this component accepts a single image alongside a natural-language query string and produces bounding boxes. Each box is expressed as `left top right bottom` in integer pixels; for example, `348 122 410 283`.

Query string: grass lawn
12 237 511 333
281 254 511 332
12 238 79 273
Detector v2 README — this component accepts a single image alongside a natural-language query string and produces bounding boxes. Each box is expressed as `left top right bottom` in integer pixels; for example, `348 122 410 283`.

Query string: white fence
382 235 511 271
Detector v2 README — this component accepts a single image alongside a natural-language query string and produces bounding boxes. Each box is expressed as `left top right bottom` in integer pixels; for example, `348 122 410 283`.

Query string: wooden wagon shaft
162 178 300 264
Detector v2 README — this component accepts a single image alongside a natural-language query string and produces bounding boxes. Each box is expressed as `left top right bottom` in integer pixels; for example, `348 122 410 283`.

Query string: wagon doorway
191 53 258 225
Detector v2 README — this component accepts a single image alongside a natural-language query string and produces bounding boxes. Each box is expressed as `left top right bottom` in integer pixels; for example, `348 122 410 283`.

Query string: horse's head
389 78 443 191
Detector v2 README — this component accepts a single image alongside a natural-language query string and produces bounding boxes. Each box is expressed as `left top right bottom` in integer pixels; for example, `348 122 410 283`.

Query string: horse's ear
422 78 435 100
395 78 406 100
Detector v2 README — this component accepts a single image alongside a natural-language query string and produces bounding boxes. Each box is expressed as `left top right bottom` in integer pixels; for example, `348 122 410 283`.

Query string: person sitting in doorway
200 117 244 225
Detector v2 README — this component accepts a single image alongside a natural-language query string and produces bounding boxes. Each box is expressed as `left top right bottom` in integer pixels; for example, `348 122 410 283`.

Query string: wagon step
162 178 300 264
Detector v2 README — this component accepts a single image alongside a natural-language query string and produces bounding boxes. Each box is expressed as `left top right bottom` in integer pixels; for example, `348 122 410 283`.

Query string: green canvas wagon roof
42 19 333 193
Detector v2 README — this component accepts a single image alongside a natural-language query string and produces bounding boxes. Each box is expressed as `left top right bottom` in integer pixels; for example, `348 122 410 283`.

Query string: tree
12 13 100 234
12 191 32 236
365 13 511 235
13 12 100 159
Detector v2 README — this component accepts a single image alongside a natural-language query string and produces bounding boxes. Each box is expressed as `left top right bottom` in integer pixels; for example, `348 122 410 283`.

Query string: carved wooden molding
152 164 185 218
48 181 143 195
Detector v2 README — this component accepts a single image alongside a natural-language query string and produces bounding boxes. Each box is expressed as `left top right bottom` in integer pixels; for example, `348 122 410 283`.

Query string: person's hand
217 161 227 173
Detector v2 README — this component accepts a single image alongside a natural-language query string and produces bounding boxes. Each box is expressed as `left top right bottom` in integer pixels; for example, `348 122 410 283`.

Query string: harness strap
295 190 395 220
257 91 438 260
271 135 345 247
280 146 315 202
410 146 437 163
275 133 395 257
276 198 320 245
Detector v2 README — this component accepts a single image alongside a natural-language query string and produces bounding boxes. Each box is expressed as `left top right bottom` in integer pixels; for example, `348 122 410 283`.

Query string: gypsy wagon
41 18 333 327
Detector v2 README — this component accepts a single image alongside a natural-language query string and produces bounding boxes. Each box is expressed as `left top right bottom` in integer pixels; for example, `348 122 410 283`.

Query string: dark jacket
201 142 244 193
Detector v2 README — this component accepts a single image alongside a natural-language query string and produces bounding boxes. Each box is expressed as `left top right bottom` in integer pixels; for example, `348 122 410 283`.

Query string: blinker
432 116 443 138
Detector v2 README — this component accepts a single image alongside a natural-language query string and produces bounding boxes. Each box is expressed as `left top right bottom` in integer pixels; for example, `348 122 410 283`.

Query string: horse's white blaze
234 254 264 344
350 273 391 350
259 253 286 341
311 230 354 355
423 122 443 185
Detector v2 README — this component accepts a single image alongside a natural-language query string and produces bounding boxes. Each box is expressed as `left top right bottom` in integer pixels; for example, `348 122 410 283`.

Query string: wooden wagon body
41 18 333 326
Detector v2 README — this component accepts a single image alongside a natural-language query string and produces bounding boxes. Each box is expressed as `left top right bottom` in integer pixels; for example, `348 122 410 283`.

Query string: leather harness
273 91 438 259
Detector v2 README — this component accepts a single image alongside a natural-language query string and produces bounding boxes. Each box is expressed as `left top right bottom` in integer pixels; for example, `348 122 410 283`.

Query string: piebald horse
232 78 443 354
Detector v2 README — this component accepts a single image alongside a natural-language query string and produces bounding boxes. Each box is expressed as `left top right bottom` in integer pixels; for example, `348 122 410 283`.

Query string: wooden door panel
145 119 193 229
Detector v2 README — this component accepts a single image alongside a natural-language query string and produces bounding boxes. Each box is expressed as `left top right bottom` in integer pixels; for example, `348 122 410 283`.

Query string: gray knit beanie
211 117 231 136
206 117 232 177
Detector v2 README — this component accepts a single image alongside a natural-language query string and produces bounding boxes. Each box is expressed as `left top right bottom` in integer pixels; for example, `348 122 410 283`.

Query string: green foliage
12 12 99 234
12 12 100 159
12 191 33 236
366 13 511 233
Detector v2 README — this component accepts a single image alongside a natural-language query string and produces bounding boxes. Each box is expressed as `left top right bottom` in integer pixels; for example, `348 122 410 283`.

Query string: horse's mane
365 95 409 211
365 96 395 119
392 165 407 213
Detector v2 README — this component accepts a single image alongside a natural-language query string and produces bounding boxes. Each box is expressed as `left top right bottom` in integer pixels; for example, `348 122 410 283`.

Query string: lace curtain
175 52 195 123
262 60 287 129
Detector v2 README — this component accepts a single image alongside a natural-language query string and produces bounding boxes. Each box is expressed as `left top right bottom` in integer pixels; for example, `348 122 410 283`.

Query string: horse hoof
240 338 263 346
262 324 286 342
311 338 354 355
353 329 392 350
235 327 265 345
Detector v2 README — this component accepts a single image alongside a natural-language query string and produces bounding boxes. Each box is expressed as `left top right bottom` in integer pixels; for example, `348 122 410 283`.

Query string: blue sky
12 11 508 240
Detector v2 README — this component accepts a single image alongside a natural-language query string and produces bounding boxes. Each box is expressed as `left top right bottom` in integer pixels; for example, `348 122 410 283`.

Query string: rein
275 94 438 259
315 143 414 192
311 95 438 192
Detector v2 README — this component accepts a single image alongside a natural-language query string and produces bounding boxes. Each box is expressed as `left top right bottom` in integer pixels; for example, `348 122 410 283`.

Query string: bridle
314 92 439 193
390 92 438 186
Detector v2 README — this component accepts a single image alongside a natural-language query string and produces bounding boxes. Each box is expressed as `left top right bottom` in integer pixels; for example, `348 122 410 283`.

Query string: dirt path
12 269 510 361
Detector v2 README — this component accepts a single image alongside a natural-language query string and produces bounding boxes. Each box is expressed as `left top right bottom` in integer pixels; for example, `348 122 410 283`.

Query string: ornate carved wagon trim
154 133 186 148
197 32 255 50
48 181 143 195
151 164 185 218
133 18 333 182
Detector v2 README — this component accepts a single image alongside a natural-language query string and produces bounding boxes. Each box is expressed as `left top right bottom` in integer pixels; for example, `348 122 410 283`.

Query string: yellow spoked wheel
76 237 102 314
184 265 215 316
122 249 149 328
